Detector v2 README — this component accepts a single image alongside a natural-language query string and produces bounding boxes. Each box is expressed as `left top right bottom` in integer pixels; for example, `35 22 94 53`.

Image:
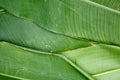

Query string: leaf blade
0 0 119 45
0 13 90 53
63 44 120 80
0 42 88 80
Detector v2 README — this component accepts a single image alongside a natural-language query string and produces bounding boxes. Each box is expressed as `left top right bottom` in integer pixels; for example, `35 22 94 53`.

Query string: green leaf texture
0 0 120 44
63 44 120 80
0 0 120 80
0 42 88 80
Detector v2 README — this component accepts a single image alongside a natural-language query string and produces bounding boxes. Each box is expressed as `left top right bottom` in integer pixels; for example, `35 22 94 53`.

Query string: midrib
84 0 120 14
92 68 120 77
0 72 29 80
0 41 95 80
1 41 120 80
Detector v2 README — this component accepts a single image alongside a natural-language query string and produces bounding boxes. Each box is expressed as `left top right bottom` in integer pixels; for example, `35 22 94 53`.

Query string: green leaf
0 0 120 80
0 12 91 80
63 44 120 80
0 75 17 80
90 0 120 11
0 42 88 80
0 13 90 53
0 0 120 44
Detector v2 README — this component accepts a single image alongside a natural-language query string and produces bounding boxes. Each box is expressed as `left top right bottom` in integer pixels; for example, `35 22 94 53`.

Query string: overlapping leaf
0 0 120 44
0 0 120 80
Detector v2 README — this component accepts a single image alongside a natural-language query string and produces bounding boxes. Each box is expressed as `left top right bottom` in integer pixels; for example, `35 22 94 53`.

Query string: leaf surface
0 0 120 44
63 44 120 80
0 42 88 80
0 0 120 80
0 13 90 53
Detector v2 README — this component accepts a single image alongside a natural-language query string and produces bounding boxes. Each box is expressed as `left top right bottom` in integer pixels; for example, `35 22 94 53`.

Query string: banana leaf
0 0 120 80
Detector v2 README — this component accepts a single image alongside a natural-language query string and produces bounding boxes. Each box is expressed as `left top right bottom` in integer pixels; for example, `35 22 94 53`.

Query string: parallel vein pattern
0 42 88 80
0 13 90 53
0 0 120 80
90 0 120 11
0 0 119 45
63 44 120 80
